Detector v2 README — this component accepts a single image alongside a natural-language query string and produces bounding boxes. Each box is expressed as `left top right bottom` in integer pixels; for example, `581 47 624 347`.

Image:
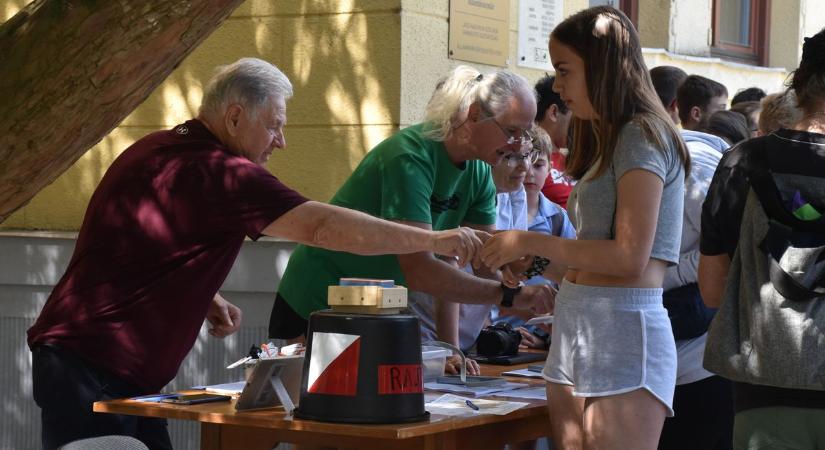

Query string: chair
59 435 149 450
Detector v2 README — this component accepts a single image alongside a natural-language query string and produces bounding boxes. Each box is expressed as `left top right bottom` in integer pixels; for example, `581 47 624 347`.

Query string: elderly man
27 58 481 450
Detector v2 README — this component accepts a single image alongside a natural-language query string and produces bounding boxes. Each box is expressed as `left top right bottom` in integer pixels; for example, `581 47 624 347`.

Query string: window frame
620 0 639 27
711 0 771 66
588 0 638 27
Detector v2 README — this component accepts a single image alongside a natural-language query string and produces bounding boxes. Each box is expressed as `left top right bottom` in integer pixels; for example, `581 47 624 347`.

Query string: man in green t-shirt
270 67 556 339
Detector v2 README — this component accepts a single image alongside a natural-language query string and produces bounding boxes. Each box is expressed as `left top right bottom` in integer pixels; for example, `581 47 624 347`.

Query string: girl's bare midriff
565 258 667 289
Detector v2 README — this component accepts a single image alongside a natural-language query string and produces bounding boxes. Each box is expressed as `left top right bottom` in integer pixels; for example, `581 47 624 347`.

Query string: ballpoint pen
465 399 480 411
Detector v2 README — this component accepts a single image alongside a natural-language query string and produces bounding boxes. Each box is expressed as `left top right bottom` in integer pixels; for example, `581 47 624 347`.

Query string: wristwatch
500 283 522 308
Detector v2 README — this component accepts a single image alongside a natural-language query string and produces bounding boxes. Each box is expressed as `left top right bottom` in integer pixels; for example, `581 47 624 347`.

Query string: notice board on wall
449 0 511 67
517 0 563 71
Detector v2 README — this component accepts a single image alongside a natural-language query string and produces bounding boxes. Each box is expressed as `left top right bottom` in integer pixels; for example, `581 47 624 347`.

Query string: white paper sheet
425 394 528 416
424 381 530 397
501 368 544 379
491 386 547 401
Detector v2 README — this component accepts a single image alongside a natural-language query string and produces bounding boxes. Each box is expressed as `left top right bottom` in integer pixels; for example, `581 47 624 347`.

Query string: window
588 0 638 27
712 0 770 66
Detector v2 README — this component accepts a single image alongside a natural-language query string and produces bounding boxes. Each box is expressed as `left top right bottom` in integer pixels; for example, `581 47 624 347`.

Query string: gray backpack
704 145 825 390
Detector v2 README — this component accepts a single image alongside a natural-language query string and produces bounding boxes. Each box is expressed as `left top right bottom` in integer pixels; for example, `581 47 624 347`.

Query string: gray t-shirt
567 121 684 264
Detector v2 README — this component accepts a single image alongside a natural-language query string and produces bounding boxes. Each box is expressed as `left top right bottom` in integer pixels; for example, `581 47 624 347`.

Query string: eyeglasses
503 149 540 168
487 117 534 148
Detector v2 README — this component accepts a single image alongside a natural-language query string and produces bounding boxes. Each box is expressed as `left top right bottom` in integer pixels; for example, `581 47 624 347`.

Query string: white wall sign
517 0 563 70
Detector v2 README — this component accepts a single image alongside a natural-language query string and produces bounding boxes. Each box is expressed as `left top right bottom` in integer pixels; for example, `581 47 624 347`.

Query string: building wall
668 0 713 56
398 0 588 127
0 1 820 448
2 0 402 230
770 0 802 71
3 1 824 231
637 0 671 50
643 49 786 96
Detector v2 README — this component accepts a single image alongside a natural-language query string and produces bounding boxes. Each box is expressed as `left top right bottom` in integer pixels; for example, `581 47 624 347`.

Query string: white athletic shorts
542 280 677 416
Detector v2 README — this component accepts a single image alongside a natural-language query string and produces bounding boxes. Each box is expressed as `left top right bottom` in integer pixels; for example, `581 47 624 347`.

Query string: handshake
433 228 550 284
432 228 557 314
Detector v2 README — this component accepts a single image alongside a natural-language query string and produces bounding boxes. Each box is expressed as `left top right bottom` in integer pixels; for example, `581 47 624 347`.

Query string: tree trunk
0 0 246 223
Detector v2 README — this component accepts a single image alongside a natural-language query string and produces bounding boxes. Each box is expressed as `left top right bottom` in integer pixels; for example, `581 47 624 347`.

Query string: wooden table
93 362 550 450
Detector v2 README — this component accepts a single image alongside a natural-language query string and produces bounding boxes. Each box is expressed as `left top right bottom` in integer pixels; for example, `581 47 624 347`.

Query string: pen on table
465 399 480 411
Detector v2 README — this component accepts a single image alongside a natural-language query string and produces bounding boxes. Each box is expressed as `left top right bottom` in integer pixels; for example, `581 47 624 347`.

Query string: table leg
200 423 221 450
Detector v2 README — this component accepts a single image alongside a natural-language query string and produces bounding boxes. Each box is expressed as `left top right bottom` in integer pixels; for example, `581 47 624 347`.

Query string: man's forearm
311 204 435 255
401 254 502 305
264 201 437 255
434 300 460 346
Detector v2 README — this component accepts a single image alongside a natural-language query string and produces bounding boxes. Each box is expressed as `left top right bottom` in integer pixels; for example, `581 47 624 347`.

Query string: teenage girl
481 6 690 449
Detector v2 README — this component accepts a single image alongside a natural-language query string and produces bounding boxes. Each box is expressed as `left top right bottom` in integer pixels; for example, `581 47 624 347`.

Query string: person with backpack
699 27 825 449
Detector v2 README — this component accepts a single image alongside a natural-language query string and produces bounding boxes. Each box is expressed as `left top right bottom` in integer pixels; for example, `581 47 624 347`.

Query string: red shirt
541 152 575 209
27 120 308 392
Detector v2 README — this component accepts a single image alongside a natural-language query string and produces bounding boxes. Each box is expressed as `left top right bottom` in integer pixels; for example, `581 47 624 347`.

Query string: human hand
206 293 242 338
481 230 532 271
517 327 547 349
444 355 480 376
515 284 556 314
501 256 532 287
472 230 493 268
432 227 484 267
474 229 493 243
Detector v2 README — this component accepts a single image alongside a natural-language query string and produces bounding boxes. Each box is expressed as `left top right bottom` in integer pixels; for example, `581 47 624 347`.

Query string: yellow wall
2 0 402 230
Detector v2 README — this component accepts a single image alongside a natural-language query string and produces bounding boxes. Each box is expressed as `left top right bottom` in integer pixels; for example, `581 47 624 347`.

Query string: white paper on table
525 314 554 325
500 368 544 379
491 386 548 401
425 394 528 416
424 381 529 397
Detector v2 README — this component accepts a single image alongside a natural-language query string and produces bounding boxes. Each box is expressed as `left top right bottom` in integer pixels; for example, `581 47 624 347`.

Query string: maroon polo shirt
27 119 308 392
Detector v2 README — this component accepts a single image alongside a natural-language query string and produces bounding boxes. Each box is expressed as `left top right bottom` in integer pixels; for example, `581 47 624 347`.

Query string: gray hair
423 66 535 141
758 90 802 134
199 58 293 119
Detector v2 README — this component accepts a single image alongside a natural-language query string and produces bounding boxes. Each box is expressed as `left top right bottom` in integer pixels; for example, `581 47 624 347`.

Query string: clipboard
235 355 304 413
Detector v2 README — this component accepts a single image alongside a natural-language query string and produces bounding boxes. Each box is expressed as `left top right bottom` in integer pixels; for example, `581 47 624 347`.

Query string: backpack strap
749 143 825 301
763 220 825 301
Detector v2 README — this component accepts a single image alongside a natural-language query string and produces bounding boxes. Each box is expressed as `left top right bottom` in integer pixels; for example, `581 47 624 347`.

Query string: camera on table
476 322 522 357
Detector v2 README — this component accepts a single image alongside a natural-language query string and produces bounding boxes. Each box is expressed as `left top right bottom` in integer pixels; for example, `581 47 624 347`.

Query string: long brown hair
551 6 689 180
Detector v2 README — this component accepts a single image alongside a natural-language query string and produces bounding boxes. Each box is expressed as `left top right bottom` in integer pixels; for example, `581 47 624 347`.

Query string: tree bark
0 0 245 223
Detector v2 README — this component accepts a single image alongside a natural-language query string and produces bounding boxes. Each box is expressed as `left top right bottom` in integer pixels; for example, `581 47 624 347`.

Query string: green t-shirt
277 123 497 319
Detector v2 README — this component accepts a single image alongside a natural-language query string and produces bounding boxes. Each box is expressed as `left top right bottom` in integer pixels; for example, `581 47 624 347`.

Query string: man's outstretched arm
261 201 482 266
